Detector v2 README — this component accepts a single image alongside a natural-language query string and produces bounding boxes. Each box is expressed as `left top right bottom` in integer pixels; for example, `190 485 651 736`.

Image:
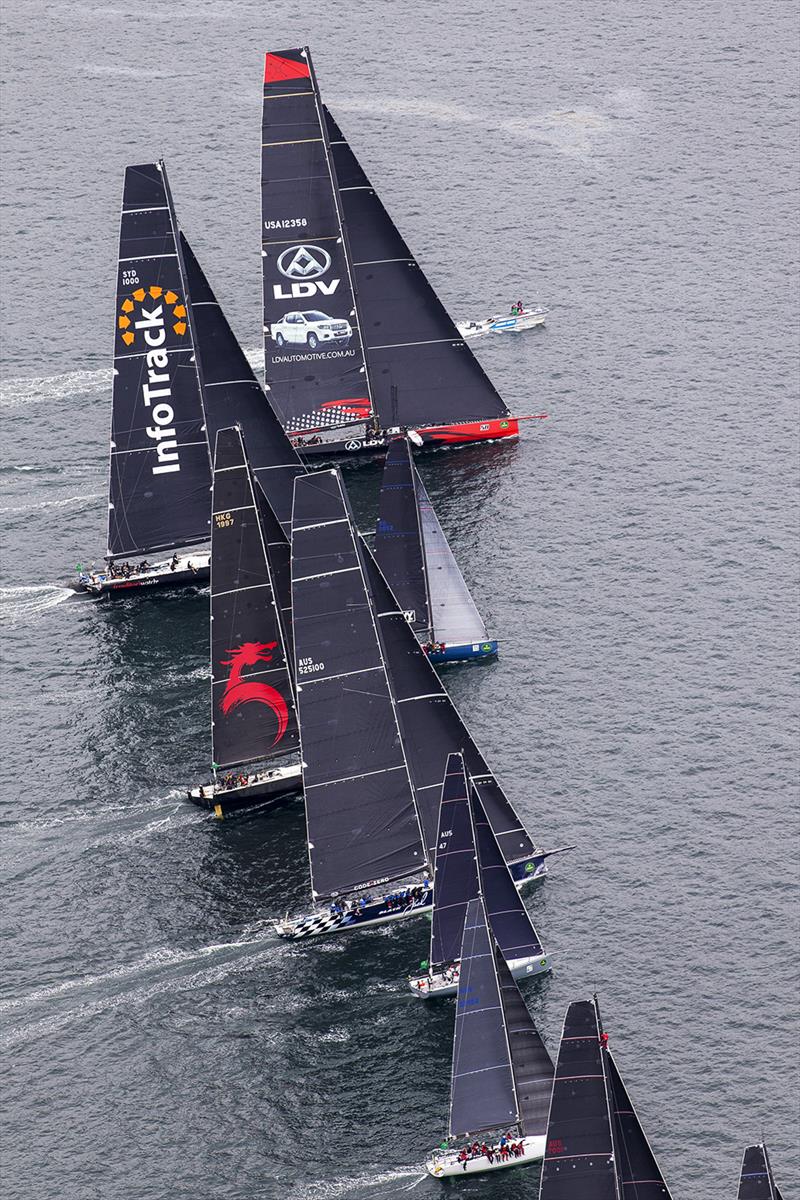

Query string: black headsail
108 162 211 560
429 754 479 971
539 999 620 1200
178 232 305 537
494 947 554 1139
324 106 511 430
360 548 539 870
471 785 545 965
449 897 517 1139
291 470 425 899
374 438 432 641
606 1039 673 1198
737 1144 784 1200
261 49 375 440
210 427 298 771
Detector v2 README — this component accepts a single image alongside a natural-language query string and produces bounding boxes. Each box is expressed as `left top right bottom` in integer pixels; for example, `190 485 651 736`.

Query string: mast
359 546 540 869
290 470 426 899
429 754 479 971
448 896 518 1140
107 161 211 561
539 999 621 1199
210 426 298 773
324 105 512 430
374 438 433 641
737 1144 783 1200
261 49 376 438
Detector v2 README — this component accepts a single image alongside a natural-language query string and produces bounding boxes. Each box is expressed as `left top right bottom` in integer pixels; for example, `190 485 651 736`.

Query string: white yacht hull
427 1134 545 1177
187 762 303 814
73 551 211 596
409 951 550 998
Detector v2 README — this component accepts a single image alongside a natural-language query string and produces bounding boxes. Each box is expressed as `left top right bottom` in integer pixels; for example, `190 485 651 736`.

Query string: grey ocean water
1 2 798 1197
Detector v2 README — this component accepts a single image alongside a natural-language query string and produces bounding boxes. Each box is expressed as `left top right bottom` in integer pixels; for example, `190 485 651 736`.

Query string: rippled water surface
1 2 798 1198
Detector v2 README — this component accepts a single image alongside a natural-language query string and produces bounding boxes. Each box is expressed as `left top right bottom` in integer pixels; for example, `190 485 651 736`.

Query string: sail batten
291 470 425 899
107 161 211 560
210 427 298 771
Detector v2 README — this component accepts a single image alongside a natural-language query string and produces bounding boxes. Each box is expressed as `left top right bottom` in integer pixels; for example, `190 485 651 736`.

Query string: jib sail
430 754 479 971
449 896 517 1138
290 470 425 898
210 426 298 771
324 106 511 430
539 999 620 1200
261 48 375 438
606 1046 673 1198
494 948 553 1139
178 231 305 537
107 162 211 560
415 467 488 646
374 438 432 640
360 548 539 869
737 1144 783 1200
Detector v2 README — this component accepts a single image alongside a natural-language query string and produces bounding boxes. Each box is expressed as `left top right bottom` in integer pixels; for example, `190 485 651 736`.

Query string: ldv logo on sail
272 244 340 299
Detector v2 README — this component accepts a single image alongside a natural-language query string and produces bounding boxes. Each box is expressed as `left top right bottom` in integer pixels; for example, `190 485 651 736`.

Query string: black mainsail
470 785 545 965
290 469 425 898
429 754 479 971
607 1044 673 1198
360 548 539 872
324 107 511 431
737 1144 784 1200
539 999 620 1200
178 232 305 537
449 897 518 1139
210 427 298 771
108 162 210 560
261 49 375 440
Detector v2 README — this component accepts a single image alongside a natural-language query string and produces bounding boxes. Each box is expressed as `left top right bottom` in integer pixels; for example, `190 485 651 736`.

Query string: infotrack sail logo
274 244 339 300
117 285 189 478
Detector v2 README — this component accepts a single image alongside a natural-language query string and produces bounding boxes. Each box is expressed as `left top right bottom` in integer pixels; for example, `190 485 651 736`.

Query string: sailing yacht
539 997 673 1199
736 1143 785 1199
186 427 301 814
375 438 498 663
426 894 554 1177
73 162 213 596
409 754 549 998
261 48 531 458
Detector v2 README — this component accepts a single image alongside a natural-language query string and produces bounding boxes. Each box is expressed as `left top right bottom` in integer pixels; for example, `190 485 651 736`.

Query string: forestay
539 999 620 1200
210 427 298 770
360 550 538 868
261 48 375 436
471 786 544 964
430 754 479 971
108 162 210 560
178 232 305 536
291 470 425 898
374 438 432 640
449 897 517 1139
324 107 511 430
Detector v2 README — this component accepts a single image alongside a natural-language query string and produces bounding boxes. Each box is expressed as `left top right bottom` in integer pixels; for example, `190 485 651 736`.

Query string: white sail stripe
190 301 220 307
397 693 444 703
353 258 413 265
123 206 170 214
256 463 300 471
369 337 457 350
261 137 323 147
113 347 194 362
453 1062 510 1079
293 518 349 531
305 763 405 790
262 90 311 100
118 252 178 262
338 186 372 191
294 565 360 583
212 666 284 686
210 504 254 517
212 463 247 473
211 581 270 599
204 379 258 387
111 440 206 457
298 665 382 686
262 234 341 247
377 609 404 617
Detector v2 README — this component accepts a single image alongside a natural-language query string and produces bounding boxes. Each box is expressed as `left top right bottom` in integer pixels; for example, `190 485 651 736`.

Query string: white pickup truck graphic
270 310 352 351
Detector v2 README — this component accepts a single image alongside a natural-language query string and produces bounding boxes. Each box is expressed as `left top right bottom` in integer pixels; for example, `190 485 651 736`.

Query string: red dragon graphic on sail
219 642 288 745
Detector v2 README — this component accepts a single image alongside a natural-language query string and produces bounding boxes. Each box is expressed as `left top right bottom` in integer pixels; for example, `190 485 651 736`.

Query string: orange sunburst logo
117 285 187 347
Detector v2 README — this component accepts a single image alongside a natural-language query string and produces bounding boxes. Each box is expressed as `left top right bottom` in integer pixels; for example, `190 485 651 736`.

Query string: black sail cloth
290 470 425 898
494 948 553 1139
261 49 374 436
324 106 511 430
210 427 298 770
737 1144 784 1200
607 1047 673 1198
374 438 431 640
430 754 479 970
108 162 210 559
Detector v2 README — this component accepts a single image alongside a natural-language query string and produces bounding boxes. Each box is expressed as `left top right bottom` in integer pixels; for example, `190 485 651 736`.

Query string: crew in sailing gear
170 554 179 571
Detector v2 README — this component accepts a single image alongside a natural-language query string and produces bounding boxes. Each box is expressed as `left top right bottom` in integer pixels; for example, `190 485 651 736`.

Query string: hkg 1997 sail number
214 512 234 528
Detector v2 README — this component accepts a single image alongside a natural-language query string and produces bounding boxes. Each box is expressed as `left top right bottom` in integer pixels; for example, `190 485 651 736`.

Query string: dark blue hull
427 639 499 664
